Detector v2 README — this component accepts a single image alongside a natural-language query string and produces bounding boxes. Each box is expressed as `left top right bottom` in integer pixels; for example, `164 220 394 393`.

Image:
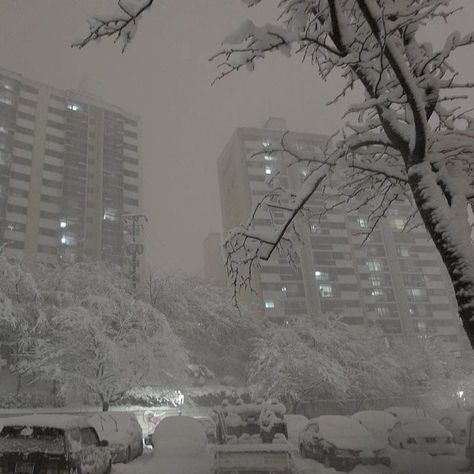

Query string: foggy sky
0 0 473 275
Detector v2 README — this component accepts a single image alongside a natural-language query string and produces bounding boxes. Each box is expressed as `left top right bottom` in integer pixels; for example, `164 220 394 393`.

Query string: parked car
384 406 426 421
388 417 455 455
89 412 143 464
437 409 470 444
151 416 212 474
351 410 397 444
298 415 390 472
0 414 111 474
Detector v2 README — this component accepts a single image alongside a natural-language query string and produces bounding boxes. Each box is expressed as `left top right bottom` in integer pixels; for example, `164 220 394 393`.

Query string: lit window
265 300 275 309
310 223 320 234
301 168 309 178
60 234 75 246
319 284 333 298
59 219 67 229
407 288 426 299
103 208 119 221
264 154 272 161
367 259 382 272
281 286 287 292
2 83 13 91
0 95 12 105
0 126 7 134
371 288 384 297
417 321 427 332
370 276 381 287
67 103 81 112
315 270 329 280
357 216 368 228
262 138 271 148
390 218 405 230
397 246 410 257
265 166 272 175
377 306 389 317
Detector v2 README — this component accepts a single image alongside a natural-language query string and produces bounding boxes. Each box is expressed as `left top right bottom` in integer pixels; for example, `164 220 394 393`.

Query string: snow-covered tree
0 257 46 392
216 0 474 348
76 1 474 347
144 274 263 384
249 316 462 411
34 263 188 411
248 316 403 411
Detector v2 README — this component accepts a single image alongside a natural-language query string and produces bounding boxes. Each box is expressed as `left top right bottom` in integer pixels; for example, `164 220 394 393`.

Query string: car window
80 428 100 447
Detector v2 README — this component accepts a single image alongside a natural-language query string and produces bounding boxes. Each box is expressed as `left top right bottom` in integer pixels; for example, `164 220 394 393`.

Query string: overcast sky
0 0 473 275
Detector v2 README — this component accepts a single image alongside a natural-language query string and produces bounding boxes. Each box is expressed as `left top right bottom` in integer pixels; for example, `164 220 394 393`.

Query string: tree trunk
409 164 474 349
16 372 22 394
102 400 110 412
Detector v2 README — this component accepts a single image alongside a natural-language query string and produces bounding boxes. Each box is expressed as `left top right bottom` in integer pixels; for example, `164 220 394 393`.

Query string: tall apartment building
218 118 467 352
0 67 142 268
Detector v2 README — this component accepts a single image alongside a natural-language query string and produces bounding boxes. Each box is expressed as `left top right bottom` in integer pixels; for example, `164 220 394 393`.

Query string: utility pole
123 214 148 291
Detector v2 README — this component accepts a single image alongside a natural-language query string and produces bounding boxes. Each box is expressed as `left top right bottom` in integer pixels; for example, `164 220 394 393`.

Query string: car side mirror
100 440 109 447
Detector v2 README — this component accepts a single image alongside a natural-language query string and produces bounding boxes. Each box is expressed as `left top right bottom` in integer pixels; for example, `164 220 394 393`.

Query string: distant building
203 232 226 285
0 67 142 269
218 117 467 352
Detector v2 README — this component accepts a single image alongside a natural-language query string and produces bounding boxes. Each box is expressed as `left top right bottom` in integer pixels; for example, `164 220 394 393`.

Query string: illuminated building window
265 300 275 309
319 284 333 297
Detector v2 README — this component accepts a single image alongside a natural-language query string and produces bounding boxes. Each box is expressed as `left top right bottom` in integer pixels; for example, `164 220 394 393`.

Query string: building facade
0 67 142 268
203 232 227 285
217 118 467 352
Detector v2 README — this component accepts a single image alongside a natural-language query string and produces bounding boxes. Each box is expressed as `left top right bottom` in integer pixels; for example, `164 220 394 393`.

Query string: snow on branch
74 0 155 52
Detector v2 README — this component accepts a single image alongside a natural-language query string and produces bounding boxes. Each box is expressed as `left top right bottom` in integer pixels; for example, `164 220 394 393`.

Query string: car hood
324 436 385 453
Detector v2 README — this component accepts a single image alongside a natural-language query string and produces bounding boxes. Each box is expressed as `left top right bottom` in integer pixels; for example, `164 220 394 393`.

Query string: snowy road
111 446 467 474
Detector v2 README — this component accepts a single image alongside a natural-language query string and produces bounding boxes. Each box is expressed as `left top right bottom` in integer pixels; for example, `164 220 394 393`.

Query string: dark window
10 171 30 182
37 244 57 254
47 120 65 130
18 97 36 108
17 111 35 122
13 140 33 151
7 204 27 214
6 240 24 249
42 178 62 189
123 183 138 192
12 156 31 166
21 84 38 94
9 188 29 198
46 134 64 145
39 227 58 237
40 210 58 219
48 106 65 117
123 169 138 178
41 194 61 204
43 163 63 173
123 143 137 151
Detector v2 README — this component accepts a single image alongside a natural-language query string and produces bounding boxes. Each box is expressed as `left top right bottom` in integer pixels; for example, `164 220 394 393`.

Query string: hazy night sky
0 0 473 275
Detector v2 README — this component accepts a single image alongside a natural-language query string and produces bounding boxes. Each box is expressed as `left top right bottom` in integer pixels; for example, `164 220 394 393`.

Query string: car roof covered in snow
0 414 93 431
393 417 451 437
351 410 397 432
307 415 385 452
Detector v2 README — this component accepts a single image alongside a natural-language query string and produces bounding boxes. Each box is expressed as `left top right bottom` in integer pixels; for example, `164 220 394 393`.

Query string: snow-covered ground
111 445 467 474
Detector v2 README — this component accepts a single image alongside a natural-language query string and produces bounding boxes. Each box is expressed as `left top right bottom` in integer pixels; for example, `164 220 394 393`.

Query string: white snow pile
152 415 207 457
284 414 308 449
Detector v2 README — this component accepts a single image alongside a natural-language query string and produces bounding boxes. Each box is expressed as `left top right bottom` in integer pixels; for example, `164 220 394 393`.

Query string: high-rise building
218 118 467 352
0 67 142 268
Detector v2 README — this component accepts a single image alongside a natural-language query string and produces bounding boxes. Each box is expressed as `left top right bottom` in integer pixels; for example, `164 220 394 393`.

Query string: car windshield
0 426 65 455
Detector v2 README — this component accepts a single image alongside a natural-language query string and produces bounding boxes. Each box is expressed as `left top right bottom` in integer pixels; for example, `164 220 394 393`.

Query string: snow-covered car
351 410 397 444
384 406 426 421
437 409 470 444
89 412 143 463
298 415 390 472
0 414 111 474
151 416 212 474
388 417 455 455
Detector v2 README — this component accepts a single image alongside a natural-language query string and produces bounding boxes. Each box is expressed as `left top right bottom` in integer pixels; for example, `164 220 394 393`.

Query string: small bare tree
76 0 474 347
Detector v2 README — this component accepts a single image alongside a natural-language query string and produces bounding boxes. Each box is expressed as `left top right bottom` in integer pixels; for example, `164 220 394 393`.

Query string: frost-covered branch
74 0 154 52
